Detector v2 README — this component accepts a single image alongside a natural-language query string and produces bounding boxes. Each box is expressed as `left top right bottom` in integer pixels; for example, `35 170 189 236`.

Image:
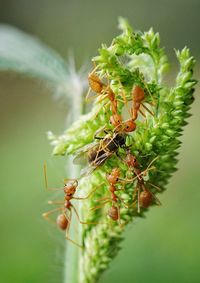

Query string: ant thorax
125 153 138 168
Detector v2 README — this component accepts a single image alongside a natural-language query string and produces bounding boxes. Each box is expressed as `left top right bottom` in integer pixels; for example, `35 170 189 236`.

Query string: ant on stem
124 150 161 213
42 163 100 248
90 168 128 225
111 85 154 133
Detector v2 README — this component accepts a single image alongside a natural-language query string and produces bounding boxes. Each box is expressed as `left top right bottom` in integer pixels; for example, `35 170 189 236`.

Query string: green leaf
0 25 68 83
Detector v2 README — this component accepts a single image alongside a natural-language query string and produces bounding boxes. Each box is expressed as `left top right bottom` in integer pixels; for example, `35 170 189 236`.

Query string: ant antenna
43 161 48 190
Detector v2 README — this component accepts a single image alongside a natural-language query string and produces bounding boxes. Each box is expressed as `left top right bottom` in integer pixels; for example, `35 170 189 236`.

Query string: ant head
110 114 122 127
107 168 120 184
123 120 136 133
64 181 77 196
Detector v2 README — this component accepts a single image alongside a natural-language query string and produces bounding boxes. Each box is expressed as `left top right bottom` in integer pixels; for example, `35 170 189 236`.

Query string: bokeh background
0 1 199 283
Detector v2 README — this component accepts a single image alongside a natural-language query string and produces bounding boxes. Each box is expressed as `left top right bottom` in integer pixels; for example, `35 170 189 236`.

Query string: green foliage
49 19 197 283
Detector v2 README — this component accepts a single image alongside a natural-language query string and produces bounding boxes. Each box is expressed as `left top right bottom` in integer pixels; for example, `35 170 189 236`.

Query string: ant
110 85 153 133
87 70 153 134
107 85 154 134
124 150 161 213
87 68 118 115
90 168 127 224
42 163 99 248
130 85 154 120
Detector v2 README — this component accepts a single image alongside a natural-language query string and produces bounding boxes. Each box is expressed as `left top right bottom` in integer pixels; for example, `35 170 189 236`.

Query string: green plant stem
64 90 83 283
64 159 81 283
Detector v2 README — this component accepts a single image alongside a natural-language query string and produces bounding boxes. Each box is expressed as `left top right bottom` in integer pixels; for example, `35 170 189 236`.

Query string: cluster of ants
43 67 160 247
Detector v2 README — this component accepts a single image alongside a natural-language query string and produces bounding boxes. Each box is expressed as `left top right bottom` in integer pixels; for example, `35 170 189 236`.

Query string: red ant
87 71 153 134
42 163 99 248
110 85 153 133
87 68 118 115
108 85 154 134
124 151 161 213
90 168 127 224
130 85 154 120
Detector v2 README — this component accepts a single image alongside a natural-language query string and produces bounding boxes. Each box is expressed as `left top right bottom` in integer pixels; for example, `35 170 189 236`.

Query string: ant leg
65 210 83 249
124 165 156 183
42 207 63 224
117 80 128 107
43 162 64 191
137 187 141 213
145 156 159 171
90 200 111 212
71 204 103 225
95 196 112 202
141 103 154 116
85 87 92 101
153 194 162 206
94 125 107 139
73 183 104 200
139 108 146 118
148 182 162 192
48 201 64 205
140 77 155 106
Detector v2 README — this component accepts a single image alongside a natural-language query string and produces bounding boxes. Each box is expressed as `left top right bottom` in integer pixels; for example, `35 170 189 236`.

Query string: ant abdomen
132 85 145 102
108 205 119 221
139 190 152 208
88 73 103 93
56 214 68 230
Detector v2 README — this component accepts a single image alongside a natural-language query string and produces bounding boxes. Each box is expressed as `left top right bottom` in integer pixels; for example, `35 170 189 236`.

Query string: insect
87 69 118 115
130 85 154 120
90 168 125 223
73 128 127 176
109 113 137 133
124 151 161 213
42 163 99 248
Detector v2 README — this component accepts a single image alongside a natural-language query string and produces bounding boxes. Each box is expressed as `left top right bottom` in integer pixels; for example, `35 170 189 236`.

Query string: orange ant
42 163 99 248
124 151 161 213
130 85 154 120
110 85 153 134
90 168 127 224
87 68 118 114
87 71 153 134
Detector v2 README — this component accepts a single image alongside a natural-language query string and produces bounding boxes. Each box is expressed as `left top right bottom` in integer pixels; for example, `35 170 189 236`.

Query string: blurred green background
0 1 199 283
